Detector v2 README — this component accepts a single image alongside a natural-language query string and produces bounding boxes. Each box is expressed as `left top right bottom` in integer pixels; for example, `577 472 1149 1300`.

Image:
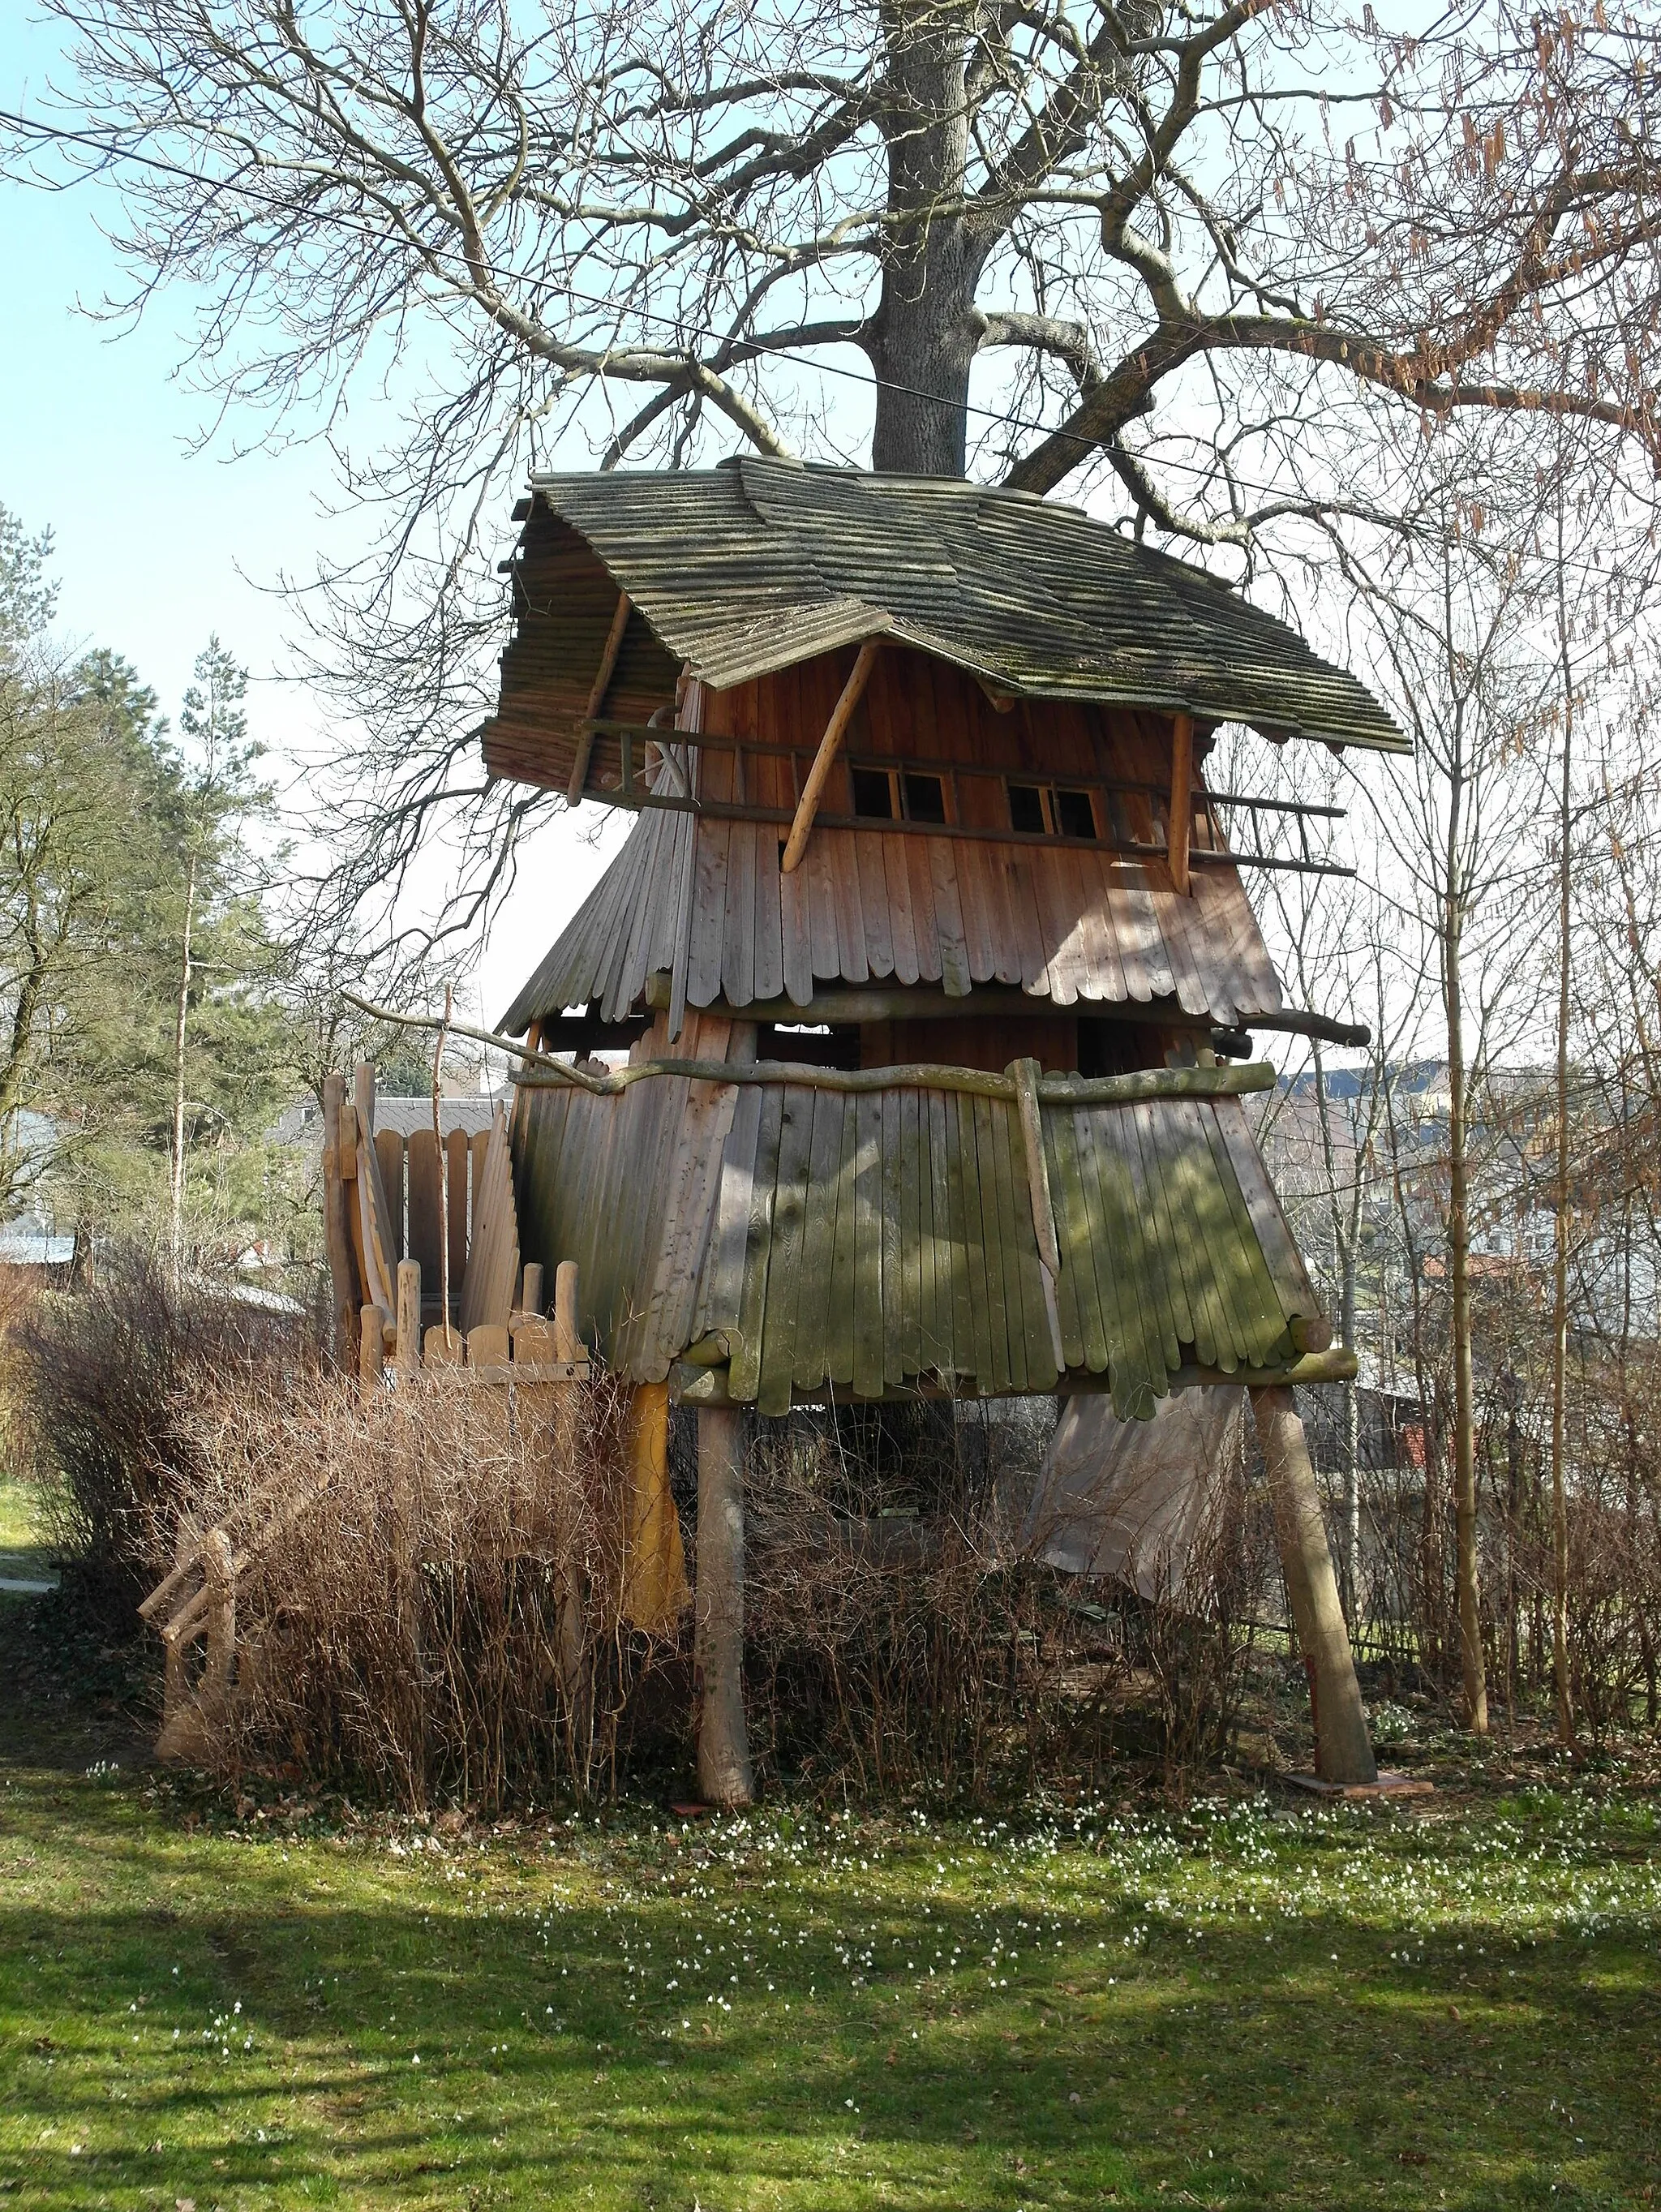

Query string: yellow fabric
621 1381 689 1633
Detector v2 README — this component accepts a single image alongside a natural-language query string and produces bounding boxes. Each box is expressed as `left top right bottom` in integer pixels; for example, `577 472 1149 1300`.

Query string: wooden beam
1169 710 1194 896
695 1402 753 1806
1251 1385 1378 1784
669 1343 1361 1409
566 591 633 805
780 638 881 874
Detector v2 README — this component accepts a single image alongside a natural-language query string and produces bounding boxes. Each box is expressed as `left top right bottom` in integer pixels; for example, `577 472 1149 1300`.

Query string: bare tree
6 0 1661 915
1349 433 1562 1733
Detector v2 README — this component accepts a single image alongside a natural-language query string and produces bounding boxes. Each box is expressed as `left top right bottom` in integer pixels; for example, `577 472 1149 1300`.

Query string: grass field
1 1591 1657 2212
0 1474 54 1583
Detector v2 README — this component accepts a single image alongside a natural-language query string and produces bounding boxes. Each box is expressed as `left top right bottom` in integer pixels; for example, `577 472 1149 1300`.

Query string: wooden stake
566 590 633 805
552 1260 581 1359
358 1302 385 1399
1169 711 1195 896
1250 1385 1377 1785
396 1259 423 1379
780 638 882 874
521 1261 544 1317
320 1072 358 1372
695 1404 753 1807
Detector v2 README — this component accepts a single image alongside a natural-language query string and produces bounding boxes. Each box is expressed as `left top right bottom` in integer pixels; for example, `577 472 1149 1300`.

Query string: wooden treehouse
476 458 1410 1801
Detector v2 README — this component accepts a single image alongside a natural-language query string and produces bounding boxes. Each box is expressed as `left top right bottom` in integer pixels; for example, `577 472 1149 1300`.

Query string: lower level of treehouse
510 1009 1347 1421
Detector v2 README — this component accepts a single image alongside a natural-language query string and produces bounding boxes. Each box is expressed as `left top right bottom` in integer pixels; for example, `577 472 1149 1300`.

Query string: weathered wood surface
514 1044 1324 1420
457 1108 519 1334
504 802 1281 1034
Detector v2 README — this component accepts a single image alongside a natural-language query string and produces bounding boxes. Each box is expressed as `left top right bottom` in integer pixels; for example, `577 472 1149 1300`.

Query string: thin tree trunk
168 852 199 1275
1550 516 1576 1747
1441 610 1489 1733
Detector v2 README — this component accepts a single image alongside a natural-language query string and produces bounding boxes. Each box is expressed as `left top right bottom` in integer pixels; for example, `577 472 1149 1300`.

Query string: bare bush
741 1398 1266 1798
15 1243 311 1617
157 1377 1273 1809
178 1367 675 1812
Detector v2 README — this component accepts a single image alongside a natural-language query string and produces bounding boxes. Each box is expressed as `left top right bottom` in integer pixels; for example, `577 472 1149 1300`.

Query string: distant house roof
488 457 1406 758
0 1223 74 1267
269 1096 505 1146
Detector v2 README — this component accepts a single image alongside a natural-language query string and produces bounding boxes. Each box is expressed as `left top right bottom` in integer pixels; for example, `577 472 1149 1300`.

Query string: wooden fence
144 1058 593 1762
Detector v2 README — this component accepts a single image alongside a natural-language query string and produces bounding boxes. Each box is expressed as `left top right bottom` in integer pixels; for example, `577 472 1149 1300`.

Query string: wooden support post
1169 711 1195 896
320 1073 358 1371
553 1260 581 1359
521 1261 544 1316
695 1403 753 1808
1250 1385 1377 1785
1008 1056 1066 1374
396 1259 423 1378
781 638 882 874
358 1303 385 1399
567 591 633 805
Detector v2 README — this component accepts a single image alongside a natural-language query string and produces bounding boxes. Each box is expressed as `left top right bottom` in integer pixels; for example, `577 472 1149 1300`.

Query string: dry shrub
740 1398 1266 1797
165 1372 1285 1810
182 1367 676 1811
15 1243 312 1617
1131 1416 1273 1780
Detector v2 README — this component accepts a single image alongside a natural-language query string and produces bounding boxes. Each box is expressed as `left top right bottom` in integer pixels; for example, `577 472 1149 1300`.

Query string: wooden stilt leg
1250 1385 1378 1786
695 1404 753 1808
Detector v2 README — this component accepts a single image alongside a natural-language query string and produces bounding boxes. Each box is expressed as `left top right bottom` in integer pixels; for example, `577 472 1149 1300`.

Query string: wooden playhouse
474 458 1407 1800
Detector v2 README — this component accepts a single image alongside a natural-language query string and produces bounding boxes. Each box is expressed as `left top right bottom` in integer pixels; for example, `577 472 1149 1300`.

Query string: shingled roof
510 457 1406 754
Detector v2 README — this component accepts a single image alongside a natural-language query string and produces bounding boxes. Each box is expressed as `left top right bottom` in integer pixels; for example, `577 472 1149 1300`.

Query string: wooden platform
1284 1770 1436 1802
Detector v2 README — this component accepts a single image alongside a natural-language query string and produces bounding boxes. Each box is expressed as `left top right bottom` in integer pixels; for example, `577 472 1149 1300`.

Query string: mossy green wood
758 1085 814 1416
879 1085 906 1388
794 1087 843 1394
852 1091 886 1402
511 1072 1324 1416
924 1089 954 1379
728 1085 783 1403
827 1093 861 1390
1044 1108 1093 1373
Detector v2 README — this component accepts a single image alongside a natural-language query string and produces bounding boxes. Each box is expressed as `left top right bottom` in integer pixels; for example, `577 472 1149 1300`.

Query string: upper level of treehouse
483 459 1405 1067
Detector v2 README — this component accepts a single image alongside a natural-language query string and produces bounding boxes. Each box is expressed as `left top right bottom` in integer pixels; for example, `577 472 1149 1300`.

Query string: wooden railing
573 720 1352 878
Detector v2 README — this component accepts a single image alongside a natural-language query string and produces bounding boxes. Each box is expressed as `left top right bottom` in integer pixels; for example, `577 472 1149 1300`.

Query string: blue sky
0 6 629 1029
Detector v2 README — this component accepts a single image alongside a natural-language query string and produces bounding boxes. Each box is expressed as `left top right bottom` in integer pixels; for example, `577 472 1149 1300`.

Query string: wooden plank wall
513 1057 1317 1420
508 646 1281 1033
512 1011 745 1383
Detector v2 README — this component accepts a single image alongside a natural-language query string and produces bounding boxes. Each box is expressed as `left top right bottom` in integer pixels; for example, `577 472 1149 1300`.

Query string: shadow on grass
2 1778 1658 2212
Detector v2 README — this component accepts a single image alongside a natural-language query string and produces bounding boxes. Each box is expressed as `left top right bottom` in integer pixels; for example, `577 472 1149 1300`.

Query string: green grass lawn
0 1474 54 1584
0 1607 1657 2211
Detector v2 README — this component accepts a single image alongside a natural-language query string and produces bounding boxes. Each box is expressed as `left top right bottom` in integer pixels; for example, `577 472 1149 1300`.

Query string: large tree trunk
1251 1386 1378 1785
868 2 985 477
696 1404 753 1808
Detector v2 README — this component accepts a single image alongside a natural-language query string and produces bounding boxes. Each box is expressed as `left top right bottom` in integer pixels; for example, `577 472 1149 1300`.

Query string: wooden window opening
1006 780 1101 841
850 763 950 826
